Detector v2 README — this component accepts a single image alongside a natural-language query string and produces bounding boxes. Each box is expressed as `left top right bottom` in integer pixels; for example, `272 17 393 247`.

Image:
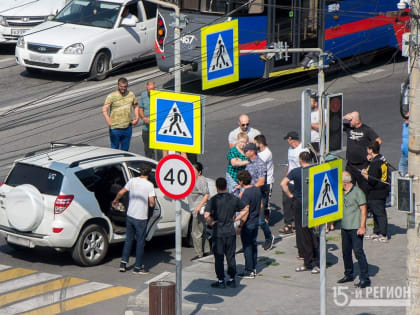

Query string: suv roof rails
69 153 137 168
24 142 90 158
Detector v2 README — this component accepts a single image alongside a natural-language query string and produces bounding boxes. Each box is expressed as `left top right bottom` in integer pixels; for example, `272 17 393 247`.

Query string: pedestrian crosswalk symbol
315 173 338 210
158 102 192 138
201 20 238 90
307 159 343 228
209 34 232 73
149 90 202 154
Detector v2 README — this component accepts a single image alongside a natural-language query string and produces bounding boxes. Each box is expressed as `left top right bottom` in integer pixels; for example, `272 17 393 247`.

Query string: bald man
343 111 381 195
228 114 261 148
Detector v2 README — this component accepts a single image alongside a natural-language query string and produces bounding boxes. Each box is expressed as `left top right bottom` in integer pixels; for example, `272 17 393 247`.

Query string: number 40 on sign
156 155 196 199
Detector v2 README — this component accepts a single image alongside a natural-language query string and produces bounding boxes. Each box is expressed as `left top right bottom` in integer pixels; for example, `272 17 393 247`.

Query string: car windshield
55 0 121 29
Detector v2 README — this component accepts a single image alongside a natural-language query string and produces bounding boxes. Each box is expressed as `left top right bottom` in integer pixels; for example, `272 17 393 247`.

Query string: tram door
272 0 295 68
299 0 320 48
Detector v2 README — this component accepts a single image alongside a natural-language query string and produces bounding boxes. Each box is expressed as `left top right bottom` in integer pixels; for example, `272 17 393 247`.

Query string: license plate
29 53 53 64
11 29 29 36
7 234 32 247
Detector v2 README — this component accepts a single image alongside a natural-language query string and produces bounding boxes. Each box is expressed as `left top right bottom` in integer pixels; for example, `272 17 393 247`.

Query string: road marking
0 277 86 307
0 272 61 294
20 286 135 315
0 57 15 64
353 68 385 78
0 282 112 314
241 97 275 107
0 68 162 115
0 268 36 283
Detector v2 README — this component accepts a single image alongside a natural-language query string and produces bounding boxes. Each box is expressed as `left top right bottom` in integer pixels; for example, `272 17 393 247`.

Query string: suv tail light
156 12 166 53
54 195 74 214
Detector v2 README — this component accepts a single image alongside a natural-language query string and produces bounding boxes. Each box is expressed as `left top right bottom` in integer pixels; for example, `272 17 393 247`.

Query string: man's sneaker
263 235 275 251
365 234 379 240
133 266 148 275
119 262 126 272
238 271 255 279
377 236 389 243
211 280 226 288
226 278 236 288
311 266 320 274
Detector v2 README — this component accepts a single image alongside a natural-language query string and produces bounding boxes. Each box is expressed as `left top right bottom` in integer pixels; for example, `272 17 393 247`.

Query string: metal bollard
149 281 175 315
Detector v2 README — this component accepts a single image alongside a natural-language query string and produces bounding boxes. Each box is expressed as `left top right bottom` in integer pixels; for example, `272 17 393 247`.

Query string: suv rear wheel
72 224 109 266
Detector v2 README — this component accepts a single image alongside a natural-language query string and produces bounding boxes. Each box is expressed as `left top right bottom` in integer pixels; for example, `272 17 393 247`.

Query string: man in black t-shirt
236 170 263 279
205 178 248 288
343 111 381 195
281 152 320 274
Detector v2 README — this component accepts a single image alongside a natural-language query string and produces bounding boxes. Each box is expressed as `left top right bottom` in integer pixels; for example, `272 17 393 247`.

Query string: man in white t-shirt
228 114 261 148
113 164 156 274
310 94 321 154
254 134 274 219
280 131 309 236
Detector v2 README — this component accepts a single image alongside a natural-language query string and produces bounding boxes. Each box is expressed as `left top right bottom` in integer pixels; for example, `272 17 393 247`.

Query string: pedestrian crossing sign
308 159 343 228
149 90 202 154
201 20 238 90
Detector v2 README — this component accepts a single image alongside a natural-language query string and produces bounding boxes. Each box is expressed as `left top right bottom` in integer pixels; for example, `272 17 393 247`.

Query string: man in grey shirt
228 114 260 148
188 162 210 260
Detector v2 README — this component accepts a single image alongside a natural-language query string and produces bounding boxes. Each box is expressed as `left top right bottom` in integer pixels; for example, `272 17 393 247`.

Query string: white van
0 0 70 43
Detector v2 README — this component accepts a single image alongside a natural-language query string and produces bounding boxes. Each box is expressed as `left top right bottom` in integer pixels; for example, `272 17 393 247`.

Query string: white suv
0 144 209 266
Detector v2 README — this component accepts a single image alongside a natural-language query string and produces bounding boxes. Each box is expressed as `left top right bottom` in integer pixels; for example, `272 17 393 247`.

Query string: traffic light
326 93 343 152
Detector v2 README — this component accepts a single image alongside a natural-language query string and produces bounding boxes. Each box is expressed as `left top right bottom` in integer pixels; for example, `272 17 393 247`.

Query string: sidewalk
125 207 408 315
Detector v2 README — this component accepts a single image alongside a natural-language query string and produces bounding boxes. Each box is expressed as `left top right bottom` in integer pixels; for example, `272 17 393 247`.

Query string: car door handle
139 26 147 31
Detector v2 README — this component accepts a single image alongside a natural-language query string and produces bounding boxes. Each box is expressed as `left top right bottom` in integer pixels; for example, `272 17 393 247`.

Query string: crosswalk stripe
0 277 87 307
0 273 61 295
20 286 136 315
0 268 36 283
0 266 10 272
0 282 112 314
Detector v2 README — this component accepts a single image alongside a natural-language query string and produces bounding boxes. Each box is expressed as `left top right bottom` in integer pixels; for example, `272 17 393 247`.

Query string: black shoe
190 255 203 261
211 280 226 288
238 271 255 279
337 275 354 284
132 265 148 275
226 279 236 288
119 262 126 272
263 235 275 251
355 279 371 288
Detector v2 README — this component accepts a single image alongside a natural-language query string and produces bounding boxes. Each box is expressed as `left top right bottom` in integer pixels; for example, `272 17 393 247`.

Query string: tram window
200 0 225 13
181 0 200 11
248 0 264 14
300 0 318 48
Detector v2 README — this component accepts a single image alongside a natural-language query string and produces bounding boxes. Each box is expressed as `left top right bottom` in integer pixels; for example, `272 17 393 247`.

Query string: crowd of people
102 78 401 290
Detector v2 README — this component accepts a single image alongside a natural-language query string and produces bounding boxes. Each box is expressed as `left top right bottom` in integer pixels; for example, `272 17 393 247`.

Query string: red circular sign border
156 154 196 199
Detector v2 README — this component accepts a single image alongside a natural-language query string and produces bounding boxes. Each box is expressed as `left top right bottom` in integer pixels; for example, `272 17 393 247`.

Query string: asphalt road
0 47 408 314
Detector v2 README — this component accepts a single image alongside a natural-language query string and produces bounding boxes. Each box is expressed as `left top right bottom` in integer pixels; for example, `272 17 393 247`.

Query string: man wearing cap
338 171 370 288
244 142 275 250
228 114 261 148
280 131 309 235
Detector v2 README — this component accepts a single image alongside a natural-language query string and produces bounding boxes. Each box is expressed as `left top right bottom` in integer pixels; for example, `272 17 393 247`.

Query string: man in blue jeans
236 170 262 279
102 77 139 151
112 165 155 274
244 143 274 250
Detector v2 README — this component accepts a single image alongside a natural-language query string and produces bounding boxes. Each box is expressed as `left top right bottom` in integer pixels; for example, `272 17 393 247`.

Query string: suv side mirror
121 18 136 27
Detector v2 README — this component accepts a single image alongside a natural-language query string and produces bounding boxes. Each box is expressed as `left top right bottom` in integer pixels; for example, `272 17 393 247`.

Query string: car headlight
64 43 84 54
0 16 8 27
16 36 25 48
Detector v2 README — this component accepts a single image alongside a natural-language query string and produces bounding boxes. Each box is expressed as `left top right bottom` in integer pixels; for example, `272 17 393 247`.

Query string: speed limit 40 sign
156 154 196 199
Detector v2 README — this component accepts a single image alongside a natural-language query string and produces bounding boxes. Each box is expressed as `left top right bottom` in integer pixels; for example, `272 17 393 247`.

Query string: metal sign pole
175 199 182 315
318 53 327 315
